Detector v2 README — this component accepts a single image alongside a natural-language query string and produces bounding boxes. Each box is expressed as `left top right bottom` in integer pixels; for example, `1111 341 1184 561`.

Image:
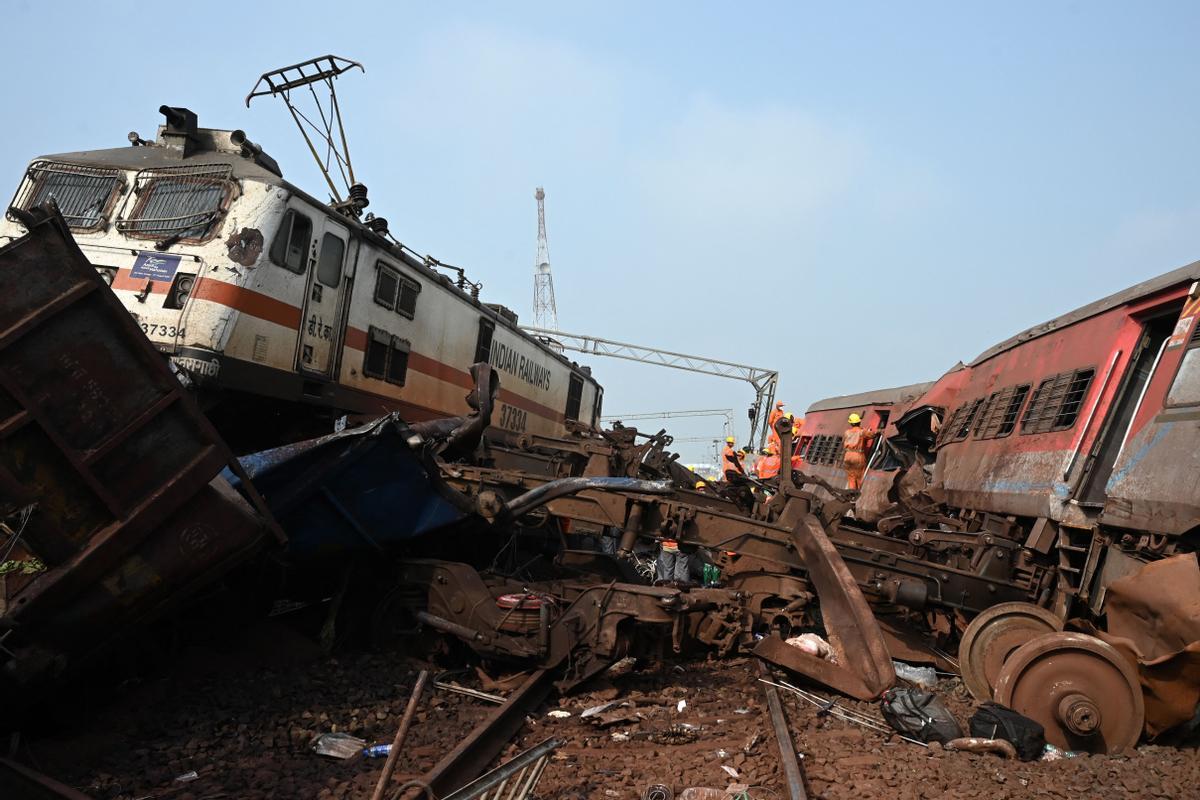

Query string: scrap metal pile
2 207 1200 799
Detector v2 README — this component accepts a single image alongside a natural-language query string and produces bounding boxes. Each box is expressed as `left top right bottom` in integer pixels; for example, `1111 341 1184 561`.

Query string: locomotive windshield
117 164 232 241
10 161 123 232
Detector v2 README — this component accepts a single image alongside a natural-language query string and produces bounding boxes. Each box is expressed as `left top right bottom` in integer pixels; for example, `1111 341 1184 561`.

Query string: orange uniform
842 425 877 491
721 445 744 479
756 452 781 480
766 405 786 452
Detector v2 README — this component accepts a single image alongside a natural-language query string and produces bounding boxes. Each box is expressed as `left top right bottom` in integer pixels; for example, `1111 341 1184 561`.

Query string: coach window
1021 368 1096 434
975 385 1031 439
316 233 344 287
1167 328 1200 406
566 374 584 421
269 209 312 273
797 435 813 458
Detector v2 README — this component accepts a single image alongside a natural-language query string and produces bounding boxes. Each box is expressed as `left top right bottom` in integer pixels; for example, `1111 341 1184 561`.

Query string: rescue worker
766 401 786 453
655 535 690 586
768 401 786 429
755 447 781 480
842 413 878 491
786 414 805 468
694 479 707 493
721 437 745 481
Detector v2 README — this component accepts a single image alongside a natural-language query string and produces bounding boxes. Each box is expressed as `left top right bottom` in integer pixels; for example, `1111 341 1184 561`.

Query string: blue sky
6 2 1199 464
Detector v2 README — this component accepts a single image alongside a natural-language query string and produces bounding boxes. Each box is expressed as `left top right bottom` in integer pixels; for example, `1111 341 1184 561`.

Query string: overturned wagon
0 207 279 704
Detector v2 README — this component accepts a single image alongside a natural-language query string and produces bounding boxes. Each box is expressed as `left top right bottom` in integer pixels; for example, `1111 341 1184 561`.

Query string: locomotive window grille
373 262 421 319
374 264 399 308
566 374 584 421
269 209 312 273
1167 323 1200 407
831 435 845 464
9 161 124 232
316 233 345 287
806 435 826 464
975 384 1031 439
1021 368 1095 434
117 164 233 241
363 326 410 386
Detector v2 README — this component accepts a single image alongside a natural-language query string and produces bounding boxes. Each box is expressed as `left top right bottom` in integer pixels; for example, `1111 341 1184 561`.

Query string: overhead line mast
532 187 559 330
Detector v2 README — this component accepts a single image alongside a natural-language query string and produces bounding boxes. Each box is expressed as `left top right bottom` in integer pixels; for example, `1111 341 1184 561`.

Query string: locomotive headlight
165 273 195 310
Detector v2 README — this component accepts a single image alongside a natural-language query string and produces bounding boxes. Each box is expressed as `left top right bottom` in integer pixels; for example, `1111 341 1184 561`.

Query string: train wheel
958 601 1063 702
994 631 1144 754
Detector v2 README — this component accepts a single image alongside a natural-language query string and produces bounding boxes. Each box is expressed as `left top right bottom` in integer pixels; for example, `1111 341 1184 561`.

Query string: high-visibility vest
756 454 781 479
844 426 872 453
722 446 744 475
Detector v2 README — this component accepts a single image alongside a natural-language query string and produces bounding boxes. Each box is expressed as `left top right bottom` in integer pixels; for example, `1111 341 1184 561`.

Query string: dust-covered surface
18 640 1200 800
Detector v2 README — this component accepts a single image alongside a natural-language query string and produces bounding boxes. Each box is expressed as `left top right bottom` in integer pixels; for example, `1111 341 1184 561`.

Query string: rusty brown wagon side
0 204 281 706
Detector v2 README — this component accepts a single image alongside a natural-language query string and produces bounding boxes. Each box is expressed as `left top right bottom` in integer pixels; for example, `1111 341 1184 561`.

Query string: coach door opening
1077 309 1178 505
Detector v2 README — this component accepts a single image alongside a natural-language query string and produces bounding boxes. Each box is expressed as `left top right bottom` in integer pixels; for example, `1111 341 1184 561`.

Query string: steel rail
757 662 808 800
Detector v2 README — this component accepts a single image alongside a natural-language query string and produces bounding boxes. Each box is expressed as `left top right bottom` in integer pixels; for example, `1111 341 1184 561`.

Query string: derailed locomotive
0 106 603 453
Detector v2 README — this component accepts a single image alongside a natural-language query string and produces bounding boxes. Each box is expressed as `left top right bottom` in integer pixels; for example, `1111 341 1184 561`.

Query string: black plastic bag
880 687 963 744
970 701 1046 761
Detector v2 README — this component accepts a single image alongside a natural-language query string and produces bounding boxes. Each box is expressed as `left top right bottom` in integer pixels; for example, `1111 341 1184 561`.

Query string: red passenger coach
797 382 933 501
931 269 1200 540
837 262 1200 618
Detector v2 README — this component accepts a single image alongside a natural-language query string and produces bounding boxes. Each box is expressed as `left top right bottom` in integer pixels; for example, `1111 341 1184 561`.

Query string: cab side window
269 209 313 273
316 233 345 287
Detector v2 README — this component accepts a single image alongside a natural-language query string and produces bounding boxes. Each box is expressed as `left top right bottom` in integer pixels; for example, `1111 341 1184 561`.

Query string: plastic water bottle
363 744 392 758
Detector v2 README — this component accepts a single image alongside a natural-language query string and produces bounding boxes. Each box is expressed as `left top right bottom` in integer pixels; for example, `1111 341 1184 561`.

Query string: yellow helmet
725 436 735 444
694 480 706 490
763 447 775 456
785 412 795 421
848 413 862 425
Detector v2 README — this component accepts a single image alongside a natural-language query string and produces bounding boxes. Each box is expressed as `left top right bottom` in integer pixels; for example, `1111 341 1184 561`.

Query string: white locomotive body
1 110 601 450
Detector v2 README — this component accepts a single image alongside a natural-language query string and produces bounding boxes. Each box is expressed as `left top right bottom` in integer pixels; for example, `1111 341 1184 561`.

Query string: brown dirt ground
19 641 1200 800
